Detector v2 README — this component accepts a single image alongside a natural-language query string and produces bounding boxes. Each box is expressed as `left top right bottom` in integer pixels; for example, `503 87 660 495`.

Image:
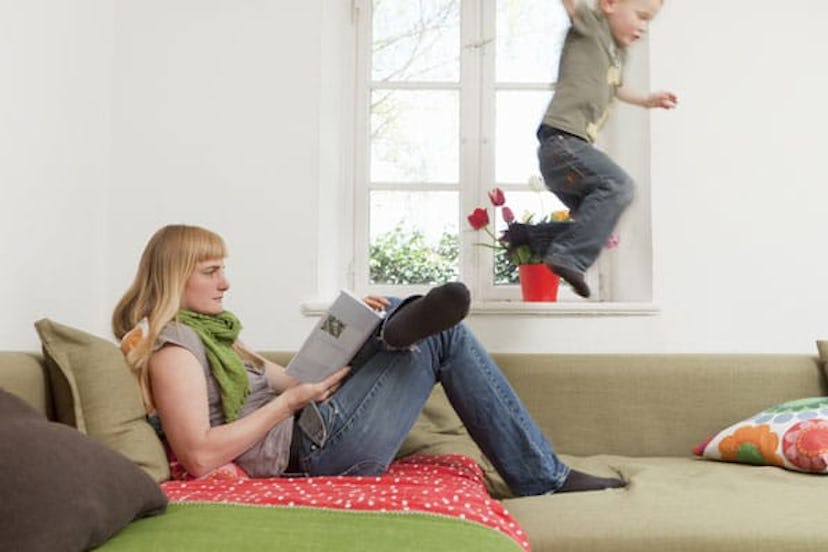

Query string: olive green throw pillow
817 341 828 379
0 389 167 551
34 318 170 482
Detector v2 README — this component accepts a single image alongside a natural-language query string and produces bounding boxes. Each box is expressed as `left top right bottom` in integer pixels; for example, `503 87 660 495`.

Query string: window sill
470 301 660 316
302 299 660 317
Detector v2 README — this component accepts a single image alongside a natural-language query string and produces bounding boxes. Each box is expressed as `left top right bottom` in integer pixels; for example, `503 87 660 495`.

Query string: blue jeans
289 298 570 496
537 131 635 273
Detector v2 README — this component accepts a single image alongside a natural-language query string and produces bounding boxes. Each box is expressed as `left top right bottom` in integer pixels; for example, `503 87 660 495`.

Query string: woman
113 224 624 495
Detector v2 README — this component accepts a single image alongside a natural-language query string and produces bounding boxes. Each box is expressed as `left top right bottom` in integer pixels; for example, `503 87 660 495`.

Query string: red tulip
502 206 515 223
488 188 505 206
467 208 489 230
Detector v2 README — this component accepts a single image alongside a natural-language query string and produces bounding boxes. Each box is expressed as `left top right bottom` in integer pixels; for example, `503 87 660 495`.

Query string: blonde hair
112 224 228 412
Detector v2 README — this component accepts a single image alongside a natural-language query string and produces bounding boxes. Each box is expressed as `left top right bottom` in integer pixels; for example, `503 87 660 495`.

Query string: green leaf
735 443 766 465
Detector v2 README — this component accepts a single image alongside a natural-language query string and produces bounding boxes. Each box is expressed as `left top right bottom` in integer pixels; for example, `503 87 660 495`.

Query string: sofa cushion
0 389 167 551
694 396 828 473
492 353 825 458
505 454 828 552
817 340 828 376
34 318 170 482
0 352 52 416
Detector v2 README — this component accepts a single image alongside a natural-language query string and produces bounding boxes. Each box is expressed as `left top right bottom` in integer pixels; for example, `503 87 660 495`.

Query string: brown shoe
548 263 590 298
499 223 531 256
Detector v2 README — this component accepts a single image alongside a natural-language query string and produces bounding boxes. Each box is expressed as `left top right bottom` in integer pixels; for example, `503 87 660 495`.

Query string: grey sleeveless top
155 322 293 477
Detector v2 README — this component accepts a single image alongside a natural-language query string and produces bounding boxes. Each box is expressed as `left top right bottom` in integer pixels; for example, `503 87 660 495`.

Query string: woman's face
181 258 229 314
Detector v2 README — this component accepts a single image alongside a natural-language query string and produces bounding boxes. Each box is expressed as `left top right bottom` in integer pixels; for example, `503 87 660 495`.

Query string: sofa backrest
494 353 826 457
0 352 52 418
2 350 825 460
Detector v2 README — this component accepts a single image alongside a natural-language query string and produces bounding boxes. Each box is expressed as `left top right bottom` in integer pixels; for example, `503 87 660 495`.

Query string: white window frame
342 0 657 313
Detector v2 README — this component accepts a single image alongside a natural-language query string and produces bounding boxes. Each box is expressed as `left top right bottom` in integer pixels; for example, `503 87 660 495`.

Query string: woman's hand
362 295 390 313
282 366 351 412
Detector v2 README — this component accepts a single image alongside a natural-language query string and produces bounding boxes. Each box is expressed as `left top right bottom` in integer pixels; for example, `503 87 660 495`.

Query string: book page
285 290 384 383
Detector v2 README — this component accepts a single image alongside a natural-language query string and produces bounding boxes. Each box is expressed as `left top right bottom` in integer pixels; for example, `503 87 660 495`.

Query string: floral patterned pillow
693 397 828 473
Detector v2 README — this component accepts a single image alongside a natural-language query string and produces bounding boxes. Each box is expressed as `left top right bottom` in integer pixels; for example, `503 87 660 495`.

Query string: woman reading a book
113 224 624 494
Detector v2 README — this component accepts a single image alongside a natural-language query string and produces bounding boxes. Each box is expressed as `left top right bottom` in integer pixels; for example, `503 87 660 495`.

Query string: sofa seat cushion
504 455 828 552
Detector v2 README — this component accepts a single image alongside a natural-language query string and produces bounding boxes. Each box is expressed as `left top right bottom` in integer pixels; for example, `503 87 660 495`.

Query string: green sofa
402 352 828 551
4 345 828 551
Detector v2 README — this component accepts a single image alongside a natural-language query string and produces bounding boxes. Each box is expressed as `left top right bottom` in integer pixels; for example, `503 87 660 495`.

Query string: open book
285 289 384 383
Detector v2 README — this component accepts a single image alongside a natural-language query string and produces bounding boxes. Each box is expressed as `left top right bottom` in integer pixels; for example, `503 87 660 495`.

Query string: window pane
495 0 569 83
372 0 460 82
495 90 553 183
371 90 459 183
369 191 459 285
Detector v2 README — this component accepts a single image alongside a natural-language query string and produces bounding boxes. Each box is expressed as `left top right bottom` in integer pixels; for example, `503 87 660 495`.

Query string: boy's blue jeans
290 298 570 496
537 130 635 273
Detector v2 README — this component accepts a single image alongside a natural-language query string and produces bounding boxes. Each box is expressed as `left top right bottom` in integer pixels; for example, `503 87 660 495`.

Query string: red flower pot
518 264 559 302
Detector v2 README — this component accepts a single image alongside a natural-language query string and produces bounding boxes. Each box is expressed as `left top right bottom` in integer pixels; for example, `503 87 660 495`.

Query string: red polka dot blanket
162 454 530 551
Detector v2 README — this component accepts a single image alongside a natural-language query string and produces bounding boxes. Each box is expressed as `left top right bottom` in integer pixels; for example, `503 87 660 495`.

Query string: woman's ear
599 0 618 14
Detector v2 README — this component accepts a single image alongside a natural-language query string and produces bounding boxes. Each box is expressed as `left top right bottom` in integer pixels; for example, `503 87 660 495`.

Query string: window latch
464 38 494 50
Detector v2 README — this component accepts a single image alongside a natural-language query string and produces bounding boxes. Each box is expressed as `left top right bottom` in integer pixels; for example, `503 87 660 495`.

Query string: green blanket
98 503 523 551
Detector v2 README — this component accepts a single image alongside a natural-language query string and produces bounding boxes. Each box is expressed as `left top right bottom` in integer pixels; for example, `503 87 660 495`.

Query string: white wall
0 1 113 345
105 0 327 350
2 1 827 355
476 0 828 353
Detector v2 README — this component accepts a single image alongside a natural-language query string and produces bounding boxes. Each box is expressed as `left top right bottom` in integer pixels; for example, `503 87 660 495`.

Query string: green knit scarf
177 309 249 422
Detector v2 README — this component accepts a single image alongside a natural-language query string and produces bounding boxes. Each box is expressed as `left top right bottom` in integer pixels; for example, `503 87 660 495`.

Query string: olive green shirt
540 6 626 143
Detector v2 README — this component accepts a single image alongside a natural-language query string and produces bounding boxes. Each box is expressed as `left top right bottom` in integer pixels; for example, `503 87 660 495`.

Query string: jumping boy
506 0 676 297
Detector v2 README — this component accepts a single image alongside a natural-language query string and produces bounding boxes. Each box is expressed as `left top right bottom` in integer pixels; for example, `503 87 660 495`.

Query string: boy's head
599 0 663 48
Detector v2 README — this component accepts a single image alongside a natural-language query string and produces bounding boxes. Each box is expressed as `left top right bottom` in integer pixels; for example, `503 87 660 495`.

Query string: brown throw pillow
34 318 170 482
0 389 167 551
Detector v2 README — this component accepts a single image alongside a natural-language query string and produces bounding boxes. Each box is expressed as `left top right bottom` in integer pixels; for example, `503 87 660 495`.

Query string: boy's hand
647 91 678 109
